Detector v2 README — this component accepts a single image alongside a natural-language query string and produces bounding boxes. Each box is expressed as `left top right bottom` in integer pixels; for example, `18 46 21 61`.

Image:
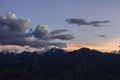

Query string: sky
0 0 120 52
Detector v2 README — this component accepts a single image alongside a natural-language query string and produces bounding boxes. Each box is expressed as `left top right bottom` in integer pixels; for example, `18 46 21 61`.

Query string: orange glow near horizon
64 38 120 52
0 38 120 52
64 44 116 52
0 45 40 52
0 43 119 52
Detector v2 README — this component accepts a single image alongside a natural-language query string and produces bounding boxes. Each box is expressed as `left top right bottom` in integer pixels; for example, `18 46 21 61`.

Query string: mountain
0 48 120 80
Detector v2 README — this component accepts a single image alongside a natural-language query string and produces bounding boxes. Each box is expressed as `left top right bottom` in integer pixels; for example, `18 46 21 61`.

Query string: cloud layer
0 12 74 49
66 18 110 27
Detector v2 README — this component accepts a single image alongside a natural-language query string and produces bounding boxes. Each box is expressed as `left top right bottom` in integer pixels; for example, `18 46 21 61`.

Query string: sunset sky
0 0 120 52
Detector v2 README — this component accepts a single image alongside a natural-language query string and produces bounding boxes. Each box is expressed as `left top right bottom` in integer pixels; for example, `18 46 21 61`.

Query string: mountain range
0 48 120 80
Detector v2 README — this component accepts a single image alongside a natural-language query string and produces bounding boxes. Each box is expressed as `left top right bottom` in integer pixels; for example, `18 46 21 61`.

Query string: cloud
51 29 68 36
89 20 110 27
66 19 87 26
66 18 110 27
50 34 74 40
95 34 106 38
33 24 50 39
0 12 74 50
0 12 31 32
0 12 31 40
32 24 74 40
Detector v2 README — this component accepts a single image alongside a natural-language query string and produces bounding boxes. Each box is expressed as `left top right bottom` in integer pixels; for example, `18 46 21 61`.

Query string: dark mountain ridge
0 48 120 80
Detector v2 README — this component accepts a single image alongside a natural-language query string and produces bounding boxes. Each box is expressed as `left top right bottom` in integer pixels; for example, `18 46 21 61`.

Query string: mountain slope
0 48 120 80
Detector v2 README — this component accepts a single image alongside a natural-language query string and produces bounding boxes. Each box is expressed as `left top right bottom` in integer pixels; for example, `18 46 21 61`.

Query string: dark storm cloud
0 12 74 49
95 34 106 38
66 18 110 27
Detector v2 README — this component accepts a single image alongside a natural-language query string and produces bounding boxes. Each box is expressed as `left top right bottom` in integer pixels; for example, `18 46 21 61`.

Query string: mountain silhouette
0 47 120 80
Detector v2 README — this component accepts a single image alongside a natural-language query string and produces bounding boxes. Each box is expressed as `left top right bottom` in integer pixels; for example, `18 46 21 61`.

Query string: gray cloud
66 18 110 27
0 12 31 40
0 12 74 50
89 20 110 27
50 34 74 40
95 34 106 38
0 36 66 48
0 12 31 32
51 29 68 36
33 24 50 39
66 19 87 26
32 24 74 40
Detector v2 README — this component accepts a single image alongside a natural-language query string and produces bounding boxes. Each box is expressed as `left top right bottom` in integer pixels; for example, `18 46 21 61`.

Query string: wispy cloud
95 34 106 38
51 29 68 36
66 18 110 27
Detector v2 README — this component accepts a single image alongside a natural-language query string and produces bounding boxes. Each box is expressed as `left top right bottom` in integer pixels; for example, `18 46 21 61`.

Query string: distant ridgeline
0 48 120 80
